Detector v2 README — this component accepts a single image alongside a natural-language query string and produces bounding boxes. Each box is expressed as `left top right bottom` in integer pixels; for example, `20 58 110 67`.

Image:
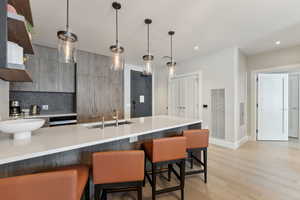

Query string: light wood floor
109 141 300 200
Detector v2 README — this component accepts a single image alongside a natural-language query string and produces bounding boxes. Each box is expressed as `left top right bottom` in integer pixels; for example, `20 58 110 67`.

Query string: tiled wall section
9 91 76 114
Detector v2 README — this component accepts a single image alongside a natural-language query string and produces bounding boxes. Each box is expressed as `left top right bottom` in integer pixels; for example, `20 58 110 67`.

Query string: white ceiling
30 0 300 65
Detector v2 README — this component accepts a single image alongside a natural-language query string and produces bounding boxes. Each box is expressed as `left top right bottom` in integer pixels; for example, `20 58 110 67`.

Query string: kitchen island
0 115 201 178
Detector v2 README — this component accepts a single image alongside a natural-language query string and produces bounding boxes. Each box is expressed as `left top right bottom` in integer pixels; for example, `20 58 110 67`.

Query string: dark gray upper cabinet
76 50 124 123
59 62 76 93
10 45 75 93
39 56 59 92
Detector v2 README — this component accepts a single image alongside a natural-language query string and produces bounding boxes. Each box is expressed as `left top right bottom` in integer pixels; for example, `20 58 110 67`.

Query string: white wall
176 47 239 142
247 45 300 70
237 50 248 140
152 47 249 146
0 80 9 120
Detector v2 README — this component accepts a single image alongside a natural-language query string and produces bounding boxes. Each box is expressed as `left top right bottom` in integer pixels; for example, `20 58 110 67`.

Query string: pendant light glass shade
110 45 124 71
144 60 153 75
110 2 124 71
167 61 176 77
57 31 77 63
166 31 176 77
142 19 154 76
57 0 78 63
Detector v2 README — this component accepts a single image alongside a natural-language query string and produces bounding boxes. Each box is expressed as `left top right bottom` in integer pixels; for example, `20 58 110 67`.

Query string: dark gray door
131 70 152 118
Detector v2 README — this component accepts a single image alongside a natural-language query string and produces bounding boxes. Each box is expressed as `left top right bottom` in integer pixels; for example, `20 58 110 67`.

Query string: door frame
288 72 300 138
250 64 300 140
167 71 202 119
124 64 155 118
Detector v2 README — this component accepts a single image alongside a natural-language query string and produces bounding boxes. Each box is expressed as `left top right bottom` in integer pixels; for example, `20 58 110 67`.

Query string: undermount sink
0 119 45 140
84 120 133 129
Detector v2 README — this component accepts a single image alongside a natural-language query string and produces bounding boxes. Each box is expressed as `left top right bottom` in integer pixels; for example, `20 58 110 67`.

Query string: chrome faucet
112 109 119 127
101 116 105 129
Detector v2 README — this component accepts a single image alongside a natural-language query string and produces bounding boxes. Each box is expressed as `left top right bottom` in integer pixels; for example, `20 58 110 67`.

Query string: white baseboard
209 138 236 149
210 136 249 150
236 136 249 148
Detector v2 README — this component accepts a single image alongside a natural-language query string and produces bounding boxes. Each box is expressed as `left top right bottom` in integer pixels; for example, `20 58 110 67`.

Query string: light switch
140 95 145 103
42 105 49 110
129 136 138 143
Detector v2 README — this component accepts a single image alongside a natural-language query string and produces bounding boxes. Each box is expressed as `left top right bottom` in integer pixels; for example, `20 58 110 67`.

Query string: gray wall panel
76 50 124 123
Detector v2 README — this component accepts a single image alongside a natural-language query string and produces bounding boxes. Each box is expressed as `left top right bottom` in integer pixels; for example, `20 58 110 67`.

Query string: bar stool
92 150 144 200
143 136 187 200
0 165 89 200
183 129 209 183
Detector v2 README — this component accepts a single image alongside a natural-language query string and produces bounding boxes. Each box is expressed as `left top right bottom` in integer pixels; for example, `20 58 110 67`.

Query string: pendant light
57 0 78 63
166 31 176 77
142 19 154 75
110 2 124 71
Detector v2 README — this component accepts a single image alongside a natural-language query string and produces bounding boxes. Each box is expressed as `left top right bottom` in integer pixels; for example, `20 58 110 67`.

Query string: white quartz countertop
0 115 201 165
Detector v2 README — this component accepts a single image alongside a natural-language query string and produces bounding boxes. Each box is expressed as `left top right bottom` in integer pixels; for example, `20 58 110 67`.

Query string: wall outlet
129 136 138 143
42 105 49 110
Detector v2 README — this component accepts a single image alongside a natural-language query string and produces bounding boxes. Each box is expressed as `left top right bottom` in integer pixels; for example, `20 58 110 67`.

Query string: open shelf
8 0 34 26
7 12 34 54
0 63 32 82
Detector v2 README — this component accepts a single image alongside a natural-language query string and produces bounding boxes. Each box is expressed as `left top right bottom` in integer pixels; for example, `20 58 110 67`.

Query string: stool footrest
156 185 181 195
186 170 205 175
105 186 140 193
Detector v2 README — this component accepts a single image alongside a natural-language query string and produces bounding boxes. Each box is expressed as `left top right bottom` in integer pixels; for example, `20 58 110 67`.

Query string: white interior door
184 76 199 118
257 73 289 141
288 74 299 138
168 79 179 116
168 74 200 119
178 78 185 117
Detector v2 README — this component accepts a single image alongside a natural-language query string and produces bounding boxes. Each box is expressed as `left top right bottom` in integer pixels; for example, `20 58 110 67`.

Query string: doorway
130 70 152 118
257 73 289 141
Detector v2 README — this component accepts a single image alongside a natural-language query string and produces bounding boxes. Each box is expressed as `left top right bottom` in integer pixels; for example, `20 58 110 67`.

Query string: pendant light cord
147 24 150 55
116 9 119 47
170 34 173 63
66 0 69 31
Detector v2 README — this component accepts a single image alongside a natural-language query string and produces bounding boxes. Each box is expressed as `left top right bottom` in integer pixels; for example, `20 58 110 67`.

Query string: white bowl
0 119 45 140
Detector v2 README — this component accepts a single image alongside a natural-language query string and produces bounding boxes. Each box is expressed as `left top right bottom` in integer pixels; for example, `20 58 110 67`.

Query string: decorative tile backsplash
9 91 75 114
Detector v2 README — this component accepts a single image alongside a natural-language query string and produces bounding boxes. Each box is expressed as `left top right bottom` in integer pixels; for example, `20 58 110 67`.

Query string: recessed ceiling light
275 41 281 45
194 46 199 51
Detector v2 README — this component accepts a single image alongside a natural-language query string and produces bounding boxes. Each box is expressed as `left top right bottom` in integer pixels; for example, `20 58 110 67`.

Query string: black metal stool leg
94 186 100 200
84 182 90 200
100 190 107 200
180 160 186 200
152 163 157 200
168 164 172 181
190 152 194 169
137 184 143 200
204 149 207 183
